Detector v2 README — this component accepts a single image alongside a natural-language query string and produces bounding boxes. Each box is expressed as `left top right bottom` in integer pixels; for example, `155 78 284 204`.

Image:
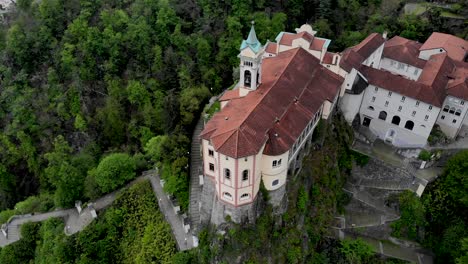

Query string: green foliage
340 238 374 264
391 190 426 240
418 150 432 161
351 150 369 167
90 153 136 194
0 222 40 263
422 150 468 262
297 186 309 212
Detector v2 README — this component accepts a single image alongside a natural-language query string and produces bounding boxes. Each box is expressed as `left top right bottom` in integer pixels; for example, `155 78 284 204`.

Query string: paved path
188 118 204 233
0 171 198 251
149 172 196 251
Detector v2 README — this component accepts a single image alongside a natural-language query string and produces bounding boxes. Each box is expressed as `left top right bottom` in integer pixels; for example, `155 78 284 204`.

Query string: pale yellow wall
240 47 256 57
279 44 294 53
260 151 289 191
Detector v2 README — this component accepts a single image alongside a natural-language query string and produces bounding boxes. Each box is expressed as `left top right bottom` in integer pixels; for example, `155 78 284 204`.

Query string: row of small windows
368 106 430 121
243 61 253 67
372 93 431 110
378 111 415 130
223 192 250 201
388 61 419 75
291 108 322 157
442 105 462 116
272 159 282 168
440 115 458 124
223 169 250 181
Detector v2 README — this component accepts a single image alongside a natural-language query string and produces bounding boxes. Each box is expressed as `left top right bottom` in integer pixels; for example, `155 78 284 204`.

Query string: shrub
90 153 136 194
418 150 432 161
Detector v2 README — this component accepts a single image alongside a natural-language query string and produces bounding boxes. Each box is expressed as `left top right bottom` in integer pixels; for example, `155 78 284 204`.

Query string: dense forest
0 0 467 263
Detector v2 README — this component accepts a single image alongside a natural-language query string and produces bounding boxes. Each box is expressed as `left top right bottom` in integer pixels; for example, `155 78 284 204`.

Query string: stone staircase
188 118 204 233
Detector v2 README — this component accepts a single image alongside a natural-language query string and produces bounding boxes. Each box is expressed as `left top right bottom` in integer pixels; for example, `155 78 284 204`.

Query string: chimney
383 31 388 40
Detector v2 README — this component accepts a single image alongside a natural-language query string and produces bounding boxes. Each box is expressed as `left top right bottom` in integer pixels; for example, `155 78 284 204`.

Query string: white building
199 24 343 224
338 32 468 147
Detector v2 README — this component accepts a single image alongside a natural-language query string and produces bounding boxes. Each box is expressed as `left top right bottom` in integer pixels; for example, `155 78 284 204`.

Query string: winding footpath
0 171 197 251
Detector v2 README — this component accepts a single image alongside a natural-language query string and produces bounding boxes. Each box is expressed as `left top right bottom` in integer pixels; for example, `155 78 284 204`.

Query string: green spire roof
240 21 262 54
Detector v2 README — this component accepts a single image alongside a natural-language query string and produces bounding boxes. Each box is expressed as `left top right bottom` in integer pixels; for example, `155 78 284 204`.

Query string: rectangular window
412 111 416 117
225 156 228 160
388 91 392 97
398 106 402 112
453 119 457 124
208 149 214 157
416 101 420 107
414 68 419 75
374 87 378 92
425 115 429 121
371 96 376 102
429 105 432 111
272 160 277 168
401 96 406 102
278 159 282 166
224 169 231 180
462 101 465 105
209 163 214 171
385 101 389 107
441 115 445 120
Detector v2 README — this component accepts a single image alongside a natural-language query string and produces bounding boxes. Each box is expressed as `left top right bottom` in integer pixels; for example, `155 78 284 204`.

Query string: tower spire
246 21 259 45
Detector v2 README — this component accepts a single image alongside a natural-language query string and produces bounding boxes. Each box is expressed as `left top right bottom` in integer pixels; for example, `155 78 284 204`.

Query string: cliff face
196 114 358 263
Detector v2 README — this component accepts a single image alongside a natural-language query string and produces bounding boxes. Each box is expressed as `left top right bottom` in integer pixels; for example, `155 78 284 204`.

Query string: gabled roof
360 66 444 107
201 48 343 158
340 33 385 72
322 52 337 64
420 32 468 62
383 36 426 68
264 41 278 54
240 24 262 53
276 31 330 52
446 60 468 100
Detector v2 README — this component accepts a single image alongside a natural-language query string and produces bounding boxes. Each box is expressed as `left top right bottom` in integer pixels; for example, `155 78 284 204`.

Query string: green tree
90 153 136 193
340 238 374 264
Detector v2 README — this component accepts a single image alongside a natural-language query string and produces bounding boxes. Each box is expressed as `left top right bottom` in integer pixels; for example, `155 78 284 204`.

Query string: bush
351 150 369 167
90 153 136 193
418 150 432 161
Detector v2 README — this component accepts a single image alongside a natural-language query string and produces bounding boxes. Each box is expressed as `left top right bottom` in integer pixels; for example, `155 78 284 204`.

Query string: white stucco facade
379 57 422 80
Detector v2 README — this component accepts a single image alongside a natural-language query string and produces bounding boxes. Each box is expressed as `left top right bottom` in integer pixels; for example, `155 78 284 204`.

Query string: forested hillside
0 0 466 262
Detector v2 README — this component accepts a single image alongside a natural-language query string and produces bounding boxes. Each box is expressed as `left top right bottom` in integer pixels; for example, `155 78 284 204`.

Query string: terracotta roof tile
446 60 468 100
339 33 385 72
322 52 337 64
220 89 241 101
360 65 445 107
420 32 468 62
310 38 326 51
383 36 426 68
201 48 343 158
265 42 278 54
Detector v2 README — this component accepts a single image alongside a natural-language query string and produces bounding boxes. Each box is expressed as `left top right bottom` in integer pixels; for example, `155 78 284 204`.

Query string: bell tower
239 21 263 91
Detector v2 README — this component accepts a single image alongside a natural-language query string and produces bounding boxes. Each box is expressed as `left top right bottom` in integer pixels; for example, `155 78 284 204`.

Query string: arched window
244 70 252 87
242 170 249 181
224 169 231 180
240 193 250 201
368 106 375 111
272 179 279 186
449 107 455 114
391 116 401 126
379 111 387 121
443 105 449 112
223 192 232 201
404 120 414 130
455 109 462 116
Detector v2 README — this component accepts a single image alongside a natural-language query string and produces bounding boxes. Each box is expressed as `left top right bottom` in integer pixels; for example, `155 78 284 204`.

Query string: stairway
188 118 204 233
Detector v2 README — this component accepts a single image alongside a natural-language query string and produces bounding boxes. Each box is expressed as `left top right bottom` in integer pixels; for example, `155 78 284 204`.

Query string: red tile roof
201 48 343 158
446 60 468 100
278 31 326 52
340 33 385 72
264 41 278 54
219 89 241 101
360 65 446 107
420 32 468 62
322 52 337 64
383 36 426 68
418 53 455 100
